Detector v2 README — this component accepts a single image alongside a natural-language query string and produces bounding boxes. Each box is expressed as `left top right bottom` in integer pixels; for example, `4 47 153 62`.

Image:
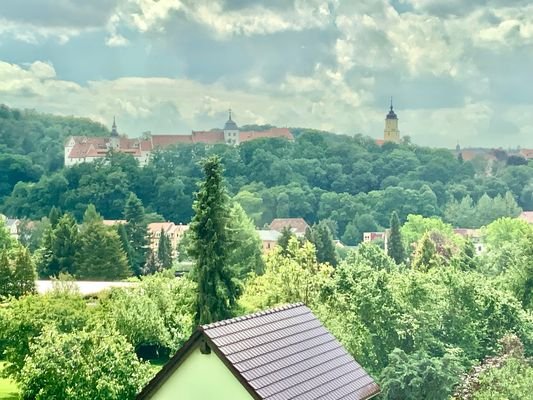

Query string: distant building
147 222 189 259
269 218 310 236
102 219 126 227
64 112 293 167
519 149 533 160
256 229 281 253
137 303 380 400
0 216 21 240
383 98 400 144
453 228 484 254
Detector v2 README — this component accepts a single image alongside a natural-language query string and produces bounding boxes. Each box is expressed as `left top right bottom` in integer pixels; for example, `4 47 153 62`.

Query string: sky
0 0 532 148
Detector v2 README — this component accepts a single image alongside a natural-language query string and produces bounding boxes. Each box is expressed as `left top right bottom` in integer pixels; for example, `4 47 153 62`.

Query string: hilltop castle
64 111 293 167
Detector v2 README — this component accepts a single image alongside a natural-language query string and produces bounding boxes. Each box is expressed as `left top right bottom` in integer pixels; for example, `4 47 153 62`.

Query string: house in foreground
137 303 380 400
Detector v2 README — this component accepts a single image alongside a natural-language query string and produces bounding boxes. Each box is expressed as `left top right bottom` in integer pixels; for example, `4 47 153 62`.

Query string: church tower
384 99 400 143
223 109 239 145
110 116 120 149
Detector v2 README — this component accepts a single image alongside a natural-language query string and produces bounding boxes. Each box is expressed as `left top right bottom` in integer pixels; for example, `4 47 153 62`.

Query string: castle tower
223 109 239 145
110 116 120 149
384 98 400 143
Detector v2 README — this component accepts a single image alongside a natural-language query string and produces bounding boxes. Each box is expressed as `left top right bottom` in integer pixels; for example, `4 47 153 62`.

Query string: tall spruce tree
12 246 36 297
412 232 439 271
189 156 237 324
277 227 295 256
76 214 131 280
0 250 12 298
305 222 338 267
48 206 62 228
157 229 173 269
117 224 134 270
387 211 406 265
124 193 148 276
38 213 78 278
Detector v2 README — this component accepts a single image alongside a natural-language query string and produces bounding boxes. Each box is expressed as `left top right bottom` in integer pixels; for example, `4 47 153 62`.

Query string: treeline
1 104 532 244
0 156 531 399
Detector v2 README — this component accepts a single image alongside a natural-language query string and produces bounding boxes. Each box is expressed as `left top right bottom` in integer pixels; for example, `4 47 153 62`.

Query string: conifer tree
0 250 12 298
82 204 102 225
306 222 338 267
117 224 134 270
124 193 148 276
157 229 173 269
142 250 160 275
12 246 36 297
48 206 62 228
76 219 131 281
412 232 439 271
38 213 78 278
387 211 406 265
189 156 237 324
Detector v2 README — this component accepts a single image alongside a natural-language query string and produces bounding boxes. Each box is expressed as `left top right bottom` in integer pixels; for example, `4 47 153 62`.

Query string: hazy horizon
1 0 532 148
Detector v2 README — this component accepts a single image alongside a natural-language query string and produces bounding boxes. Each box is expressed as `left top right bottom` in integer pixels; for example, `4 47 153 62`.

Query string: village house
64 112 293 167
137 303 380 400
269 218 309 236
147 222 189 259
256 229 281 254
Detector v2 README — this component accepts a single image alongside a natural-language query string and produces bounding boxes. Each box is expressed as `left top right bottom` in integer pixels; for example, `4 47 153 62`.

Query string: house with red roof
64 111 294 167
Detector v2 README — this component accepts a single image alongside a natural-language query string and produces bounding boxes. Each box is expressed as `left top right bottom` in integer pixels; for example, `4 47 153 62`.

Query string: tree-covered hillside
1 105 532 244
0 104 108 199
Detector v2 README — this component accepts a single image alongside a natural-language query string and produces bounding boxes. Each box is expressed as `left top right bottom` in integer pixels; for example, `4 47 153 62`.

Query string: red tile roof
269 218 309 235
519 149 533 159
239 128 293 142
192 130 225 143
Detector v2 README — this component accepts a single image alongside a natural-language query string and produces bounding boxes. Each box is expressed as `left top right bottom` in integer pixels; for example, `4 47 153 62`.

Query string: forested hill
0 104 108 177
1 104 532 244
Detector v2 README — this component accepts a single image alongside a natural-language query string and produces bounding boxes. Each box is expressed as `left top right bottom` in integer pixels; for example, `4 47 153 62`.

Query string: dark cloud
0 0 118 28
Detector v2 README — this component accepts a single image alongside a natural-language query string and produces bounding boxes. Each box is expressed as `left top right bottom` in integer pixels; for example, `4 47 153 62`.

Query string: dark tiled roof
138 303 379 399
269 218 310 235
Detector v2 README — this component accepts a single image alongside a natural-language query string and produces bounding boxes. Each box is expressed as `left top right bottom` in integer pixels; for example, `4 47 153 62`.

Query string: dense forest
1 104 531 246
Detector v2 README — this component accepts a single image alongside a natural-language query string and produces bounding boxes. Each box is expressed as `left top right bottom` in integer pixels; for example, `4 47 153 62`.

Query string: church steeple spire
390 96 393 111
111 116 118 137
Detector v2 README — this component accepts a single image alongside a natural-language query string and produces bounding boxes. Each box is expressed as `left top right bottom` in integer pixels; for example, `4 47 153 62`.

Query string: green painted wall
150 346 253 400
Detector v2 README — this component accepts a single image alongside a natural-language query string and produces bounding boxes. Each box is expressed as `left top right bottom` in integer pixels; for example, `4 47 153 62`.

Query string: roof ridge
201 303 306 330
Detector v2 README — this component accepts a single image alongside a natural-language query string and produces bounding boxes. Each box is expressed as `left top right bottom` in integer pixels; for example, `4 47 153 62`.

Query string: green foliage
401 214 456 250
305 221 338 267
445 192 522 228
239 237 333 312
411 232 440 271
99 272 196 354
124 193 149 276
0 292 90 379
19 325 151 400
36 213 79 278
10 246 37 298
189 156 237 324
226 203 264 278
157 229 173 269
387 211 405 264
75 214 131 280
380 349 461 400
276 226 295 255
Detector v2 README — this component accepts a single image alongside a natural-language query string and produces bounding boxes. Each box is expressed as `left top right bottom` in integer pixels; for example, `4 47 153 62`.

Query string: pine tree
189 156 237 324
387 211 406 265
412 232 439 271
48 206 62 228
142 249 160 275
82 204 102 225
117 224 134 270
0 250 12 298
124 193 148 276
457 238 477 270
38 213 78 278
76 220 131 280
306 222 337 267
157 229 173 269
12 246 36 297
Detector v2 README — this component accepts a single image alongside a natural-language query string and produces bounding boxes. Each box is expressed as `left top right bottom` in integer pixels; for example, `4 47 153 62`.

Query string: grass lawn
0 362 18 400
